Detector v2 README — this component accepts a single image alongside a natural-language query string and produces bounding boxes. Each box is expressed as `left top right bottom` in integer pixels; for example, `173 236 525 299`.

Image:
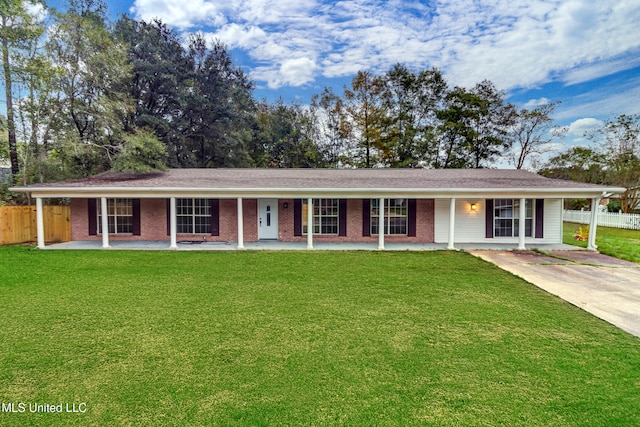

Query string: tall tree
342 71 386 168
435 82 514 168
381 64 447 167
252 100 322 168
47 0 134 175
589 114 640 213
178 34 254 167
508 101 566 169
310 87 348 168
114 17 191 166
0 0 44 181
435 87 482 168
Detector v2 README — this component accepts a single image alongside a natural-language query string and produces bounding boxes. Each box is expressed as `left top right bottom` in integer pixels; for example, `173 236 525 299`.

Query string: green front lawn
563 222 640 263
1 248 639 426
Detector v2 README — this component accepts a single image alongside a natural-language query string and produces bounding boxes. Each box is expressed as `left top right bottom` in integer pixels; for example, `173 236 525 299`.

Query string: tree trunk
1 18 19 182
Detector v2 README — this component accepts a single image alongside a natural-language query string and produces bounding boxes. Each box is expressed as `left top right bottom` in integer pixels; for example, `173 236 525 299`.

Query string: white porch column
307 197 313 249
518 198 526 250
169 197 177 249
447 198 456 250
100 197 110 248
587 197 600 251
378 197 385 250
36 197 45 249
237 197 244 250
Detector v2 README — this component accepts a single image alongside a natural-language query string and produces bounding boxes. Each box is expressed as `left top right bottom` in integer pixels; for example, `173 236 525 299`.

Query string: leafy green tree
342 71 386 168
0 0 45 181
112 128 167 173
435 87 481 168
538 146 608 183
178 34 254 167
114 17 192 166
589 114 640 213
252 100 322 168
435 82 514 168
47 0 134 176
380 64 447 167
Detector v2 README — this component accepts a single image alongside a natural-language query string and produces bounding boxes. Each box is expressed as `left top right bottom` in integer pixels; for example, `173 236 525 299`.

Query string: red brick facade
71 198 435 243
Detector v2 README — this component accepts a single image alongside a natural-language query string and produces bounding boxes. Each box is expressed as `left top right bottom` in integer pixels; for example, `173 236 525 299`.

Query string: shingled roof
11 168 624 198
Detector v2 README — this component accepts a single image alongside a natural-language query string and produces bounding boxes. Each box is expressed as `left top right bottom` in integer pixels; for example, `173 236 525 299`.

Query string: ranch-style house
10 168 625 251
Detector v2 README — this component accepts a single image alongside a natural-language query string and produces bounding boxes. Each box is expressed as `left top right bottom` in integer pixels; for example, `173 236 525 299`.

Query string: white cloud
131 0 226 29
523 98 550 109
555 77 640 121
131 0 640 91
566 118 603 136
279 58 317 87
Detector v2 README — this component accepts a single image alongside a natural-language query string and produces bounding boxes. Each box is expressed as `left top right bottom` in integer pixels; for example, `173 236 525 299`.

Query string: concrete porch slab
41 240 580 252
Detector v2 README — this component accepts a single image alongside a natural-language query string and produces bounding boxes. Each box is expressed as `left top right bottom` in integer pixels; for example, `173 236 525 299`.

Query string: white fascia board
21 185 626 199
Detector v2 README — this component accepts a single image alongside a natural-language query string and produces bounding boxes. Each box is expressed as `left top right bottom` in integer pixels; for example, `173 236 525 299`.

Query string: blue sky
91 1 640 154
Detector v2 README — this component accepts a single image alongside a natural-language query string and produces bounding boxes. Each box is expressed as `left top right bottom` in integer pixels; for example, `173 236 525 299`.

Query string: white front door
258 199 278 239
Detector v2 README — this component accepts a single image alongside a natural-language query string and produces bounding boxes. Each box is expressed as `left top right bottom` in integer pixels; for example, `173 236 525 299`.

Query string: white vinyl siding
434 198 562 244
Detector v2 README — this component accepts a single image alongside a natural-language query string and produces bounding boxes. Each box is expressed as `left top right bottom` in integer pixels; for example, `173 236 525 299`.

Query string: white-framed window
371 198 407 235
97 198 133 234
494 199 533 237
177 198 211 234
302 199 339 235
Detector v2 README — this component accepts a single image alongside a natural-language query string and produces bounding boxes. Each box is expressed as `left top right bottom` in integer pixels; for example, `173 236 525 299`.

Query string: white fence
564 210 640 230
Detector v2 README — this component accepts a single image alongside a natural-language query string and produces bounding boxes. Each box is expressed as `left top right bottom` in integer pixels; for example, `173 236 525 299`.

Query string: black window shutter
339 199 347 236
535 199 544 238
166 199 171 236
294 199 302 236
408 199 417 237
485 199 494 238
88 199 97 236
132 199 141 236
211 199 220 236
362 199 371 237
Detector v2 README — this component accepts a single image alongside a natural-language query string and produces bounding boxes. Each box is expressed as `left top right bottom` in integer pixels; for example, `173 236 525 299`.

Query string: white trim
307 197 313 250
100 197 110 248
447 198 456 250
36 198 45 249
587 197 600 251
378 197 385 250
20 187 625 201
518 197 526 250
169 198 177 249
237 197 244 249
302 198 340 236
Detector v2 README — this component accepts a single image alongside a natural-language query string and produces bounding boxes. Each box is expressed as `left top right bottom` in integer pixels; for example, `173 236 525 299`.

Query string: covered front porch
32 195 603 251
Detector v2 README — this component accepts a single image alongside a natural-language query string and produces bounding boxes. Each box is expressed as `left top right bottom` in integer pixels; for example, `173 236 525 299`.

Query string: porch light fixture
470 203 477 211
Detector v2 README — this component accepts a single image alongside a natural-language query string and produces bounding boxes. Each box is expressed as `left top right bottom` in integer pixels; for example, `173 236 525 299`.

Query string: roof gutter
11 185 628 199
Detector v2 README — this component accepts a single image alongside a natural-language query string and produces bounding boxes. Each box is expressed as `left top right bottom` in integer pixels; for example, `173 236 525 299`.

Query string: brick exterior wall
71 198 259 242
279 198 434 243
71 198 434 243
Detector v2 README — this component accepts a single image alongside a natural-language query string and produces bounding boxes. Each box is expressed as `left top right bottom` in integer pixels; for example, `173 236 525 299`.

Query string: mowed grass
1 248 640 426
563 221 640 263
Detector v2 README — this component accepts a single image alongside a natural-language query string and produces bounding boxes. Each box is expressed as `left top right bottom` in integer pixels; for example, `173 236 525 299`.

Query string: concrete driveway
469 250 640 339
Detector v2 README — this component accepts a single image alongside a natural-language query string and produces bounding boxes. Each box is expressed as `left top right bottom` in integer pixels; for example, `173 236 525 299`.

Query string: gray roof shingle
13 168 611 190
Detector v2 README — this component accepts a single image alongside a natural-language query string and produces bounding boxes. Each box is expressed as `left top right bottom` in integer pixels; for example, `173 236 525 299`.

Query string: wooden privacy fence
564 209 640 230
0 205 70 246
